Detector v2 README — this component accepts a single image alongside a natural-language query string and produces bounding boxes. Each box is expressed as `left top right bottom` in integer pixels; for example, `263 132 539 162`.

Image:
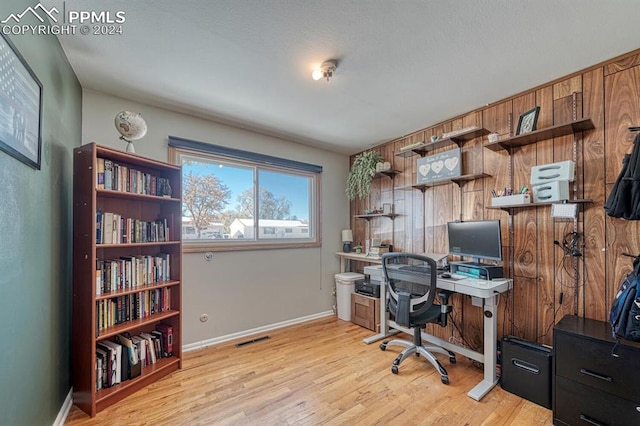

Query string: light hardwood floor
65 316 553 425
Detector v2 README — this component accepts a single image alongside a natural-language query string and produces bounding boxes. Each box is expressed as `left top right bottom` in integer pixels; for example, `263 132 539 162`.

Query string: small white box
532 180 570 203
491 194 532 207
530 160 575 185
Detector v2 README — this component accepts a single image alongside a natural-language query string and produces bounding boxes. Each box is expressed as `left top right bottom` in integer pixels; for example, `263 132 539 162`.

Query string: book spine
97 158 105 189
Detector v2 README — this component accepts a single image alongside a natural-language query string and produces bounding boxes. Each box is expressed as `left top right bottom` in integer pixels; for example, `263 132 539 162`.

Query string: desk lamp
341 229 353 252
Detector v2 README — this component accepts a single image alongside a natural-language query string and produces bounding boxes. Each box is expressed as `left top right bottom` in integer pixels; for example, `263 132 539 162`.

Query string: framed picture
0 33 43 170
516 106 540 136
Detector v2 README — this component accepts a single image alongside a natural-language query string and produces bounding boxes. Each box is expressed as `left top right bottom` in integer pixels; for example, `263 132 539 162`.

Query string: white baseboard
53 387 73 426
183 310 334 352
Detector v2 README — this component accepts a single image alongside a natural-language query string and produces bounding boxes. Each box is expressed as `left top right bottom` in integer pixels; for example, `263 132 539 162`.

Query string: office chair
379 253 456 384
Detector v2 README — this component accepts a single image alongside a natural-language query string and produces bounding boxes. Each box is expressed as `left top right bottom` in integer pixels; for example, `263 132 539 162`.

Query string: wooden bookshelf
73 143 182 417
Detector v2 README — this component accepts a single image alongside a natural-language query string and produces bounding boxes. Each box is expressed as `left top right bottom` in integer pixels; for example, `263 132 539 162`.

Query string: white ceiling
43 0 640 154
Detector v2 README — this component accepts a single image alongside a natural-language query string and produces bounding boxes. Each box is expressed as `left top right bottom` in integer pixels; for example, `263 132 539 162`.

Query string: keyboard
439 273 466 280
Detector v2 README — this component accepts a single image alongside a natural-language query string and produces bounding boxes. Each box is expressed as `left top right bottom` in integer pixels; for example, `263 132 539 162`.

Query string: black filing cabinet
553 315 640 425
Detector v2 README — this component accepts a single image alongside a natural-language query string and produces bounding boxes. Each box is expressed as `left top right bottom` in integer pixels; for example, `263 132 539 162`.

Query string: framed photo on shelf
0 33 43 170
516 106 540 136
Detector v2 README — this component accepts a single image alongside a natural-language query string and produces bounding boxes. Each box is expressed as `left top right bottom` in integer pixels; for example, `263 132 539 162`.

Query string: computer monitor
447 220 503 264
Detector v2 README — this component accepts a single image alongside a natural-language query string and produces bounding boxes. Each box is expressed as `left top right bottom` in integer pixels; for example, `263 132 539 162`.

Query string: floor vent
235 335 270 348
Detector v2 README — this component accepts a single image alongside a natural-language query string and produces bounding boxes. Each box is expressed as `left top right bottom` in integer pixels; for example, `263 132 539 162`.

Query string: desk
336 251 381 273
364 268 512 401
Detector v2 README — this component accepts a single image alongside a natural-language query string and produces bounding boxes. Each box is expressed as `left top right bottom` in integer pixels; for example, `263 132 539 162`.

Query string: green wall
0 1 81 424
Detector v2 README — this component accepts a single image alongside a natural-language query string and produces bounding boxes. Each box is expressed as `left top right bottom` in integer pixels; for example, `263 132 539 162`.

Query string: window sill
182 240 322 253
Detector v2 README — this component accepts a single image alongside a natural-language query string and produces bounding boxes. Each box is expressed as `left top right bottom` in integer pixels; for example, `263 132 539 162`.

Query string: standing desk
363 267 512 401
336 251 381 273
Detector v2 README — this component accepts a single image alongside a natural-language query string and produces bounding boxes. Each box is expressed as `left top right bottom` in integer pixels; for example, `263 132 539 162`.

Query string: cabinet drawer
554 376 640 426
555 332 640 399
351 293 379 332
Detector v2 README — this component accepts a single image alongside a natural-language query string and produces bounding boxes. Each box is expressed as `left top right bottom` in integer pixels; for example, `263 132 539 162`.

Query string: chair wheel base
380 342 387 351
441 376 449 385
449 356 457 364
391 365 399 374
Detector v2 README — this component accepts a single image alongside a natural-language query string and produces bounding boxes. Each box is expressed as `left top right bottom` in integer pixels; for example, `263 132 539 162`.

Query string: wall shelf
484 118 594 152
487 198 592 212
373 169 401 179
354 213 399 221
396 127 490 158
396 173 491 192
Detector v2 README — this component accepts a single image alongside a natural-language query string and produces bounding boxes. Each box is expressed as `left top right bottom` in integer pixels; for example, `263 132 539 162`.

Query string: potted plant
346 150 383 200
353 244 363 254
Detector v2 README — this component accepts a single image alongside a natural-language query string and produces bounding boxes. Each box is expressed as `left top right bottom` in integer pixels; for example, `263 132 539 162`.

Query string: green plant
346 150 383 200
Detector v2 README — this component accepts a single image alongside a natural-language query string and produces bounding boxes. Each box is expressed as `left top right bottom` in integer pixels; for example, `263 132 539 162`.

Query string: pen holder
491 194 532 207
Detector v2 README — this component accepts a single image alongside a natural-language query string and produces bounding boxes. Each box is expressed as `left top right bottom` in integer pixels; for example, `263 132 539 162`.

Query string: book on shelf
104 159 113 190
95 347 107 390
115 334 141 379
97 158 105 189
97 157 173 197
96 254 172 295
150 330 165 359
100 340 123 384
96 211 171 245
131 336 146 367
155 323 173 357
139 332 157 364
96 342 116 387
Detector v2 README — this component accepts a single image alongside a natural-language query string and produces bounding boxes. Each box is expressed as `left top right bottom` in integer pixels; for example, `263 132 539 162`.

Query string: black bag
605 134 640 219
610 256 640 341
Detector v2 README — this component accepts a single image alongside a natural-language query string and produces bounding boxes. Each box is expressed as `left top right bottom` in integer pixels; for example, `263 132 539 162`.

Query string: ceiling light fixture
312 60 337 82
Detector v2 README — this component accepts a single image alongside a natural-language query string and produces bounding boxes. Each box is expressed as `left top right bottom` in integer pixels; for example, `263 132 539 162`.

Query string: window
169 138 321 252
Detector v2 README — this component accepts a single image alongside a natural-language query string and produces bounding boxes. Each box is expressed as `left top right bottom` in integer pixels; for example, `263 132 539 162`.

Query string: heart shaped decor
419 163 431 176
444 157 459 171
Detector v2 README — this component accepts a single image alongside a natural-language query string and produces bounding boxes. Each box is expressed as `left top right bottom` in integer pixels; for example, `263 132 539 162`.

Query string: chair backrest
381 253 438 324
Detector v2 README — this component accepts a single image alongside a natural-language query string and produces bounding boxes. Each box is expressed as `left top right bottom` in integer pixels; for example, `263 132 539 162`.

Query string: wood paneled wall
349 48 640 347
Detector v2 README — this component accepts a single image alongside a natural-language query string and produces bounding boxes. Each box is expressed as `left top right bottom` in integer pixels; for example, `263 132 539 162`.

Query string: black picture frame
516 106 540 136
0 33 43 170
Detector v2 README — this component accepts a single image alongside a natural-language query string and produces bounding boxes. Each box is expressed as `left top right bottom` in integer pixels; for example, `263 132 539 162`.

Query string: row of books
96 324 173 390
96 254 171 295
96 288 172 332
96 210 170 244
97 157 172 197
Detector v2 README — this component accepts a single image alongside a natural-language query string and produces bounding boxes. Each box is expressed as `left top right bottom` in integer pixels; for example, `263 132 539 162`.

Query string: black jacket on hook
605 133 640 219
